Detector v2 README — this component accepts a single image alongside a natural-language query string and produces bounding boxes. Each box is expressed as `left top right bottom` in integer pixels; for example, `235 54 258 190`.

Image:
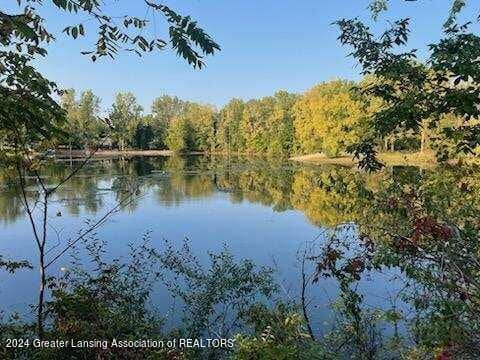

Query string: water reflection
1 156 479 231
3 155 480 348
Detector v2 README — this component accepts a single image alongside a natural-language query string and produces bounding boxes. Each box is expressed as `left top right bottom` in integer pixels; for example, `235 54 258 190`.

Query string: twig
48 138 107 195
44 194 135 269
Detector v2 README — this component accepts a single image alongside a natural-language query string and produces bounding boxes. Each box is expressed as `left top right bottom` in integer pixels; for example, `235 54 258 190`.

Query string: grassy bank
54 149 478 168
291 151 438 168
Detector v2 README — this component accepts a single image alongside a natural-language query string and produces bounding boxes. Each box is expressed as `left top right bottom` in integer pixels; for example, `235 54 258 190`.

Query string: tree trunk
420 129 426 153
37 194 48 338
37 252 46 338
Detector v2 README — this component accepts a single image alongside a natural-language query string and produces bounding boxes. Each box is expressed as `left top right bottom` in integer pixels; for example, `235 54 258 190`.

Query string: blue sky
25 0 477 112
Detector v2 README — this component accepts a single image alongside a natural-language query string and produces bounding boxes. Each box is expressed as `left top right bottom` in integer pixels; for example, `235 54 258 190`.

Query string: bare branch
44 193 136 269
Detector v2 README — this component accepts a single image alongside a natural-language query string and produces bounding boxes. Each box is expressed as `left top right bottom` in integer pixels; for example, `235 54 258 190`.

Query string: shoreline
55 149 174 159
53 149 478 168
290 151 440 168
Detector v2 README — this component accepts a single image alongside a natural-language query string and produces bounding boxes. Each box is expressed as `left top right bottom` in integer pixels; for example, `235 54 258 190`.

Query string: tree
2 1 220 65
150 95 188 149
241 97 276 153
77 90 102 145
166 117 189 153
60 89 78 146
109 92 143 150
336 0 480 169
293 80 366 157
217 99 245 153
61 89 103 150
1 1 220 150
134 116 155 150
1 1 219 338
267 91 297 156
183 102 216 152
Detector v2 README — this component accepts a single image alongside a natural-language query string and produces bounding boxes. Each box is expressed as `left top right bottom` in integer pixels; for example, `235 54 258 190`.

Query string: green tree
217 99 245 153
183 102 216 152
134 115 155 150
109 92 143 150
61 89 103 150
1 0 219 338
337 0 480 169
241 97 276 153
1 1 220 151
217 92 295 156
60 89 78 146
267 91 297 156
150 95 188 149
165 117 188 153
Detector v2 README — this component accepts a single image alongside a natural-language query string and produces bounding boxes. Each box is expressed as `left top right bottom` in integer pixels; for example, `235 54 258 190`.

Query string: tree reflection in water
1 156 479 356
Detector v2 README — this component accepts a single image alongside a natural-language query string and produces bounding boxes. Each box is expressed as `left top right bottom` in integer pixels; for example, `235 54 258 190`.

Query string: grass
290 151 438 168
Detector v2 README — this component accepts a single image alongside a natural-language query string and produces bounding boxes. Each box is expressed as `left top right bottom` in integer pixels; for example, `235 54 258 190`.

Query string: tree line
61 78 462 158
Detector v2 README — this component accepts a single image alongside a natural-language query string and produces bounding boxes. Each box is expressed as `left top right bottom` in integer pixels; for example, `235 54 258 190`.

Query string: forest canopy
55 78 466 161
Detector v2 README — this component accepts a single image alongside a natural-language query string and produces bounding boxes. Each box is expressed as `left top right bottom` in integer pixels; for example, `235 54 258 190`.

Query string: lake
0 155 416 334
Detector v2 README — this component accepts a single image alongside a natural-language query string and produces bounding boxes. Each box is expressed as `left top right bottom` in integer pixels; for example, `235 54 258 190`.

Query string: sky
21 0 478 112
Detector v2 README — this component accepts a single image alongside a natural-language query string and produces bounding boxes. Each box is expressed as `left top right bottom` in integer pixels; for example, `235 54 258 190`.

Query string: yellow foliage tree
293 80 366 157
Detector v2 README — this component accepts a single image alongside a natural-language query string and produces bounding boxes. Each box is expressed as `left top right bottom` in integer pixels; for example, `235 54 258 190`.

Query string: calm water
0 156 403 333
